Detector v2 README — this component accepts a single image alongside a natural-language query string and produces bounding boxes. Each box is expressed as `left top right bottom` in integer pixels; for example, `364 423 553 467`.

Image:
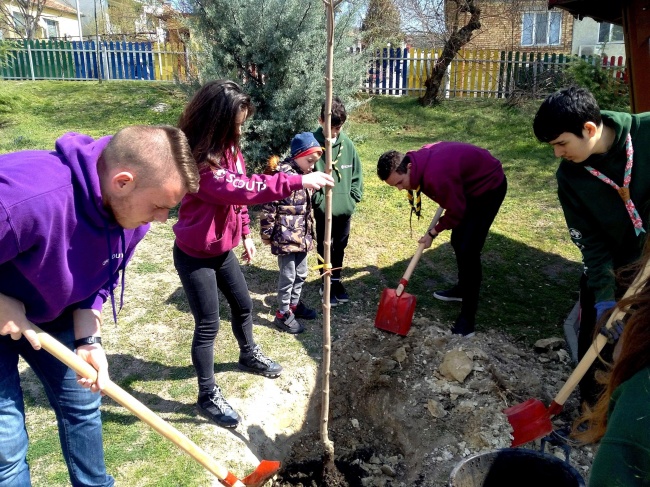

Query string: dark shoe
451 316 475 338
332 280 349 303
196 385 240 428
320 284 339 307
238 345 283 378
274 310 305 334
292 301 317 320
434 287 463 302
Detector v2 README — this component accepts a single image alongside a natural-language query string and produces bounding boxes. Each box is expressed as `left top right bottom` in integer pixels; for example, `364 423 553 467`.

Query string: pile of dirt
272 315 596 486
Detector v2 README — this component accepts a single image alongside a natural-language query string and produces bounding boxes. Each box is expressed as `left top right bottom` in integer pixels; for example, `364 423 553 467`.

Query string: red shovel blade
503 399 553 447
375 288 416 336
240 460 281 487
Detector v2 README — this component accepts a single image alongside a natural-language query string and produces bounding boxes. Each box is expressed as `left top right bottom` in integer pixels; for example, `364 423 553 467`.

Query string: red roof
44 0 78 16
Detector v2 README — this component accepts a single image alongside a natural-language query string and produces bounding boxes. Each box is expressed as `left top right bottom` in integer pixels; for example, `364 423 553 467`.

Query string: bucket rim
448 447 586 487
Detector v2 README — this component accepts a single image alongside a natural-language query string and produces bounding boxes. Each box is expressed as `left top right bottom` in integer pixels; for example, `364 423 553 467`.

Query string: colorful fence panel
0 40 190 82
360 47 625 99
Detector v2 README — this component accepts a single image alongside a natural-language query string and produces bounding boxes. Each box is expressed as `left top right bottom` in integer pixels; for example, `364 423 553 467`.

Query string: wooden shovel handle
552 258 650 409
396 206 444 296
32 325 243 487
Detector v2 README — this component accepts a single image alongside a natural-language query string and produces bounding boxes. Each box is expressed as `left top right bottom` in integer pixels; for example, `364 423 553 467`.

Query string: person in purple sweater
377 142 507 337
0 126 199 487
173 80 333 429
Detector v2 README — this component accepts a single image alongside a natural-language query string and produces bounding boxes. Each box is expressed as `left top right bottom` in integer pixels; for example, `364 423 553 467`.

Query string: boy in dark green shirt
534 86 650 404
312 97 363 305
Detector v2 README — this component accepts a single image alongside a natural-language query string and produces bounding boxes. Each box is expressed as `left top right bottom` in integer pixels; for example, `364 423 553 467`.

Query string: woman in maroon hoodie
174 80 333 428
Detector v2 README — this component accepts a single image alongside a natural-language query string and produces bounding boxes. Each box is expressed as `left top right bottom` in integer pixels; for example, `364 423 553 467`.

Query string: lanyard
585 133 645 236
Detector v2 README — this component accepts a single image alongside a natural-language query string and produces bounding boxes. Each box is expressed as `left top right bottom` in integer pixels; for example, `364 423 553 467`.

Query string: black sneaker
332 280 349 303
319 284 339 307
196 385 240 429
238 345 283 378
451 315 475 338
434 287 463 302
292 301 317 320
274 310 305 334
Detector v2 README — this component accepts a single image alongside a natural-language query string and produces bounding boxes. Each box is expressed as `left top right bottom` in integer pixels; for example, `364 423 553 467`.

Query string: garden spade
32 324 280 487
375 206 444 336
504 256 650 447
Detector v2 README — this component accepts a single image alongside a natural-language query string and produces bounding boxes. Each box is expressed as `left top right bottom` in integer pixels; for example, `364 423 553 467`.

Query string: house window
598 22 624 43
44 19 59 38
13 12 28 37
521 11 562 46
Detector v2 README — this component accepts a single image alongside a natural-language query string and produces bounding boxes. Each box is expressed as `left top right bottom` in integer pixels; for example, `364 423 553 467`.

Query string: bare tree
0 0 47 40
426 0 481 105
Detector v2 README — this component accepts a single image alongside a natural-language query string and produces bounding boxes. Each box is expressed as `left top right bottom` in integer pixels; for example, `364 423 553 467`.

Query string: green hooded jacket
311 127 363 217
557 111 650 302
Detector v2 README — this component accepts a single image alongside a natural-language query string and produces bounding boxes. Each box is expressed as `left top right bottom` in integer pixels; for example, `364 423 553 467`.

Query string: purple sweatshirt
173 148 303 258
0 133 148 325
408 142 505 233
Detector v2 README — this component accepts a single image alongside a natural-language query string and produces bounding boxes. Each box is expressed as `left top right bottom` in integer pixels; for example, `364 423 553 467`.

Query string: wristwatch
73 336 102 348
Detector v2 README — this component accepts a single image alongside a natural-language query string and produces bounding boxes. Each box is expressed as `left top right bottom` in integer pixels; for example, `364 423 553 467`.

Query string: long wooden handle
552 258 650 408
32 326 244 487
396 206 444 296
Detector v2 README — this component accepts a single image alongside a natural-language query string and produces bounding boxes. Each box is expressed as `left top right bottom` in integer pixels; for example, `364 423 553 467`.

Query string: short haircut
533 86 602 143
100 125 199 193
320 96 347 127
178 80 254 168
377 150 409 181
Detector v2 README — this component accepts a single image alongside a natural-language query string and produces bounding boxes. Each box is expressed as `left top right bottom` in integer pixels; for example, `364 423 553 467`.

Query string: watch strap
73 336 102 348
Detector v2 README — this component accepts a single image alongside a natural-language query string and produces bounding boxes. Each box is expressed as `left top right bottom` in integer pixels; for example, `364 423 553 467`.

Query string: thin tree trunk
320 0 336 464
421 0 481 106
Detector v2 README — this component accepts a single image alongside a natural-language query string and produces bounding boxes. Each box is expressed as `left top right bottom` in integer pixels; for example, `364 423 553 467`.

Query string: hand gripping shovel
504 257 650 447
375 206 444 336
32 324 280 487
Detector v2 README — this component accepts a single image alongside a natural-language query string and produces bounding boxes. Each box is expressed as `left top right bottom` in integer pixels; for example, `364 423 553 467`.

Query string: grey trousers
277 252 308 312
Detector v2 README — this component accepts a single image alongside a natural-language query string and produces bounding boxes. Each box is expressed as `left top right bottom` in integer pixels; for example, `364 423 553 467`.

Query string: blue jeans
173 245 256 396
0 317 114 487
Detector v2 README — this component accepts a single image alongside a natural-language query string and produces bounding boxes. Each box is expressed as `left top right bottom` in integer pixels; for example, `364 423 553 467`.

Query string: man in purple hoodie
377 142 507 337
0 125 199 486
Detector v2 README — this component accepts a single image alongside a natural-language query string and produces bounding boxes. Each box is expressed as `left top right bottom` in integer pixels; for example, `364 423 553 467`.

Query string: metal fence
361 47 626 98
0 39 192 81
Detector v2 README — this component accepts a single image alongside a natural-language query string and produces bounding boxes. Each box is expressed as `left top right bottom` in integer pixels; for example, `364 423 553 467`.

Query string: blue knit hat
290 132 323 158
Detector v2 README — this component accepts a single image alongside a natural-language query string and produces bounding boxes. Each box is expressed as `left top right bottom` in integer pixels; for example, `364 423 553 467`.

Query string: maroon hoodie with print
173 148 304 258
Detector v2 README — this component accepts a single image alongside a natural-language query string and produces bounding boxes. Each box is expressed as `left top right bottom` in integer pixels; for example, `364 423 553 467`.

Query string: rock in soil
271 315 595 486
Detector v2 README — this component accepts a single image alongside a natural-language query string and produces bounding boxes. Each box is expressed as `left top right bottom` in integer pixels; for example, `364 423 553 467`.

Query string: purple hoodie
408 142 505 233
0 133 149 326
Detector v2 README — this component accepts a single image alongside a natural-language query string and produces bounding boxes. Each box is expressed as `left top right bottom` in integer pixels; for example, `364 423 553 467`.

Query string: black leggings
315 212 352 280
173 244 256 395
450 176 507 322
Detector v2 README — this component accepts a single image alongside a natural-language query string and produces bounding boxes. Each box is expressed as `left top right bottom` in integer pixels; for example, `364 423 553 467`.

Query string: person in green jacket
312 97 363 305
533 86 650 405
574 250 650 486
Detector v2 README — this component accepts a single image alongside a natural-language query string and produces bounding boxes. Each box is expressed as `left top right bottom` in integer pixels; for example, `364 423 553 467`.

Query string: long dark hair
178 80 254 168
574 251 650 443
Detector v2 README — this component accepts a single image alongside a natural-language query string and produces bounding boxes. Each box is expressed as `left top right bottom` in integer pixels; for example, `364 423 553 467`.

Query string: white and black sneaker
196 385 240 429
433 287 463 302
238 345 283 378
319 284 339 307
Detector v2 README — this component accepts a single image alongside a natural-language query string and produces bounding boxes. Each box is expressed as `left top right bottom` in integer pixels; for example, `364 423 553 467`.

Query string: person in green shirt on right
574 249 650 486
312 97 363 306
533 86 650 406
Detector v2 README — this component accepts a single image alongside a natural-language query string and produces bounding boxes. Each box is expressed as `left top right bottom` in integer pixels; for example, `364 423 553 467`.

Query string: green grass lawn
0 80 583 485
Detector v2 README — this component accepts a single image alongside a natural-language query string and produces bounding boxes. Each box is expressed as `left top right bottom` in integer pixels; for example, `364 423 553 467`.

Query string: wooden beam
623 0 650 113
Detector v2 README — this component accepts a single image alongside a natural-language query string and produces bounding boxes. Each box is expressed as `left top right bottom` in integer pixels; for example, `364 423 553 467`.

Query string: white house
571 16 626 59
1 0 81 40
